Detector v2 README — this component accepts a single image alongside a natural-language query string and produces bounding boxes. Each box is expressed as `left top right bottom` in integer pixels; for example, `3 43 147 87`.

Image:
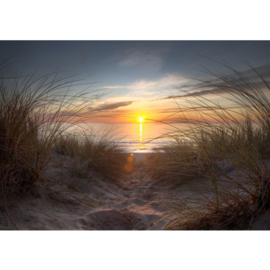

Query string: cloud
96 85 123 90
97 64 270 102
118 49 165 72
150 63 270 101
110 43 170 72
127 74 187 91
95 73 189 99
89 101 134 112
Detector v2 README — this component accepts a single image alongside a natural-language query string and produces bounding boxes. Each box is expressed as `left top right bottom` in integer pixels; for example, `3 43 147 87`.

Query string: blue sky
1 41 270 122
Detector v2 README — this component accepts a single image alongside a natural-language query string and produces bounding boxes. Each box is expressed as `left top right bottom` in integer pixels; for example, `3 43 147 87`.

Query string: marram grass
0 64 96 197
150 63 270 229
54 129 130 181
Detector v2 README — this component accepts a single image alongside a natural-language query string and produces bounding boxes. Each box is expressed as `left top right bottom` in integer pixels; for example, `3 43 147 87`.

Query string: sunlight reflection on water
65 122 189 153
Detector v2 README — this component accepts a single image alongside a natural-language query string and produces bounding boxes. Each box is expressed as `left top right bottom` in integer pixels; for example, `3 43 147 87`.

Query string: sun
138 117 144 122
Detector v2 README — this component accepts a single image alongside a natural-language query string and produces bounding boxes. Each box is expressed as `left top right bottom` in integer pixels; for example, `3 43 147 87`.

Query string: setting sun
139 117 144 122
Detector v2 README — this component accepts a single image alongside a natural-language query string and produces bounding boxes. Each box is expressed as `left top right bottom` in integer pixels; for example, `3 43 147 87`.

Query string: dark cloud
151 63 270 102
89 101 134 112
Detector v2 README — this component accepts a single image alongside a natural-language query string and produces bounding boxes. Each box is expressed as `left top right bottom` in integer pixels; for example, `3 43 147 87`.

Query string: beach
0 152 177 230
0 148 269 230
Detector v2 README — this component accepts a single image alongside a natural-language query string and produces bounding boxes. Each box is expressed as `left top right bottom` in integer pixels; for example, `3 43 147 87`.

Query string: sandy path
0 153 174 230
108 168 172 229
80 165 174 230
2 152 264 230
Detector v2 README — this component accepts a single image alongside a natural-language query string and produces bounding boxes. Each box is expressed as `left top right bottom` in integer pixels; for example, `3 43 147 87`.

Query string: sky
1 41 270 123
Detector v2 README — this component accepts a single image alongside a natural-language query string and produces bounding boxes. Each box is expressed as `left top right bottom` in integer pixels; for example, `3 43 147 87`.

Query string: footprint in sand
87 210 146 230
131 198 147 206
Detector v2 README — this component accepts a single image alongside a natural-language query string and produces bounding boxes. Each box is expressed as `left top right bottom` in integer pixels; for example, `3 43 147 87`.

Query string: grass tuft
151 63 270 229
54 129 130 182
0 62 95 197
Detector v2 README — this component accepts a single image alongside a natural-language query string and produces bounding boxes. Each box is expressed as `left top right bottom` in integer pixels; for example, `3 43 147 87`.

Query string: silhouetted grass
152 63 270 229
146 140 206 187
0 63 95 197
54 129 130 181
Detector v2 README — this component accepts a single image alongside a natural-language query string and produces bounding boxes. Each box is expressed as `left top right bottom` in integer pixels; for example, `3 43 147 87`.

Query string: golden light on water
133 115 147 150
138 118 146 150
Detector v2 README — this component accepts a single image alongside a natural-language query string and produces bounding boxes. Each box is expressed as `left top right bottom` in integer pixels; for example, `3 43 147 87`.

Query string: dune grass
0 64 96 198
146 140 205 187
54 129 130 181
149 63 270 229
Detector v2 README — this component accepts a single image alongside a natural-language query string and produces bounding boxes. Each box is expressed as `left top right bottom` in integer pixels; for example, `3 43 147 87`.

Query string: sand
0 152 176 230
0 151 269 230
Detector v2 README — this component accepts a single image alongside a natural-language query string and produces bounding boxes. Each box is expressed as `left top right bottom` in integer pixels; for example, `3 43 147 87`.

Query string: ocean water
66 122 189 153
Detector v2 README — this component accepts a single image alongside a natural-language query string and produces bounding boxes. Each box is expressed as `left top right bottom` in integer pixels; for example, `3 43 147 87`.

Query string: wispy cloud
110 43 170 72
150 63 270 101
95 73 189 99
88 101 134 112
128 74 188 91
96 85 121 90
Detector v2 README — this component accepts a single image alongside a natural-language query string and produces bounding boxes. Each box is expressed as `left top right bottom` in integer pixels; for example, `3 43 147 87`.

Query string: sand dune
0 152 268 230
0 153 177 230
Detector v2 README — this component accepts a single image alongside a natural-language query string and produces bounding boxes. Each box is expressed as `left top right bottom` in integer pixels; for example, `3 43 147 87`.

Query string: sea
65 122 189 153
